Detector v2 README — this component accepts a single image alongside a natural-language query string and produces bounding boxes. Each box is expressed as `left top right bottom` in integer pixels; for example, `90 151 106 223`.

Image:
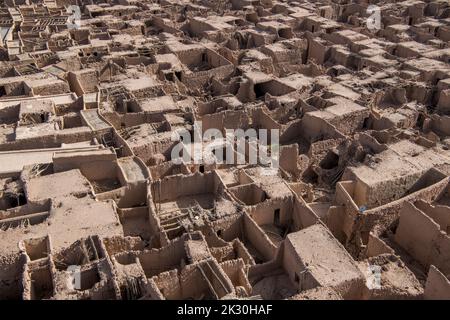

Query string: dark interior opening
274 208 280 226
77 268 101 291
254 83 266 99
362 117 370 129
416 113 426 128
278 28 292 39
8 193 27 208
303 167 319 184
320 151 339 170
30 267 53 300
165 73 174 82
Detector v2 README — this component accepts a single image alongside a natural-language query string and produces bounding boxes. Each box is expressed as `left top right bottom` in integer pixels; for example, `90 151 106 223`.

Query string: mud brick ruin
1 0 450 300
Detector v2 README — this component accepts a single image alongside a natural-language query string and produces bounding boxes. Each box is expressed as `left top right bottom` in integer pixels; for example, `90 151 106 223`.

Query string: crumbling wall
361 177 449 240
152 269 182 299
395 201 450 274
229 183 268 206
252 107 283 130
292 197 319 231
220 259 252 295
280 144 300 176
431 115 450 136
53 152 118 182
247 197 293 227
243 213 277 261
366 232 395 258
102 111 166 130
395 203 439 265
282 236 318 292
415 201 450 234
136 236 187 278
102 236 145 257
327 181 359 244
0 104 19 124
307 37 330 64
0 127 93 152
0 253 26 299
152 172 216 203
424 265 450 300
211 215 243 242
